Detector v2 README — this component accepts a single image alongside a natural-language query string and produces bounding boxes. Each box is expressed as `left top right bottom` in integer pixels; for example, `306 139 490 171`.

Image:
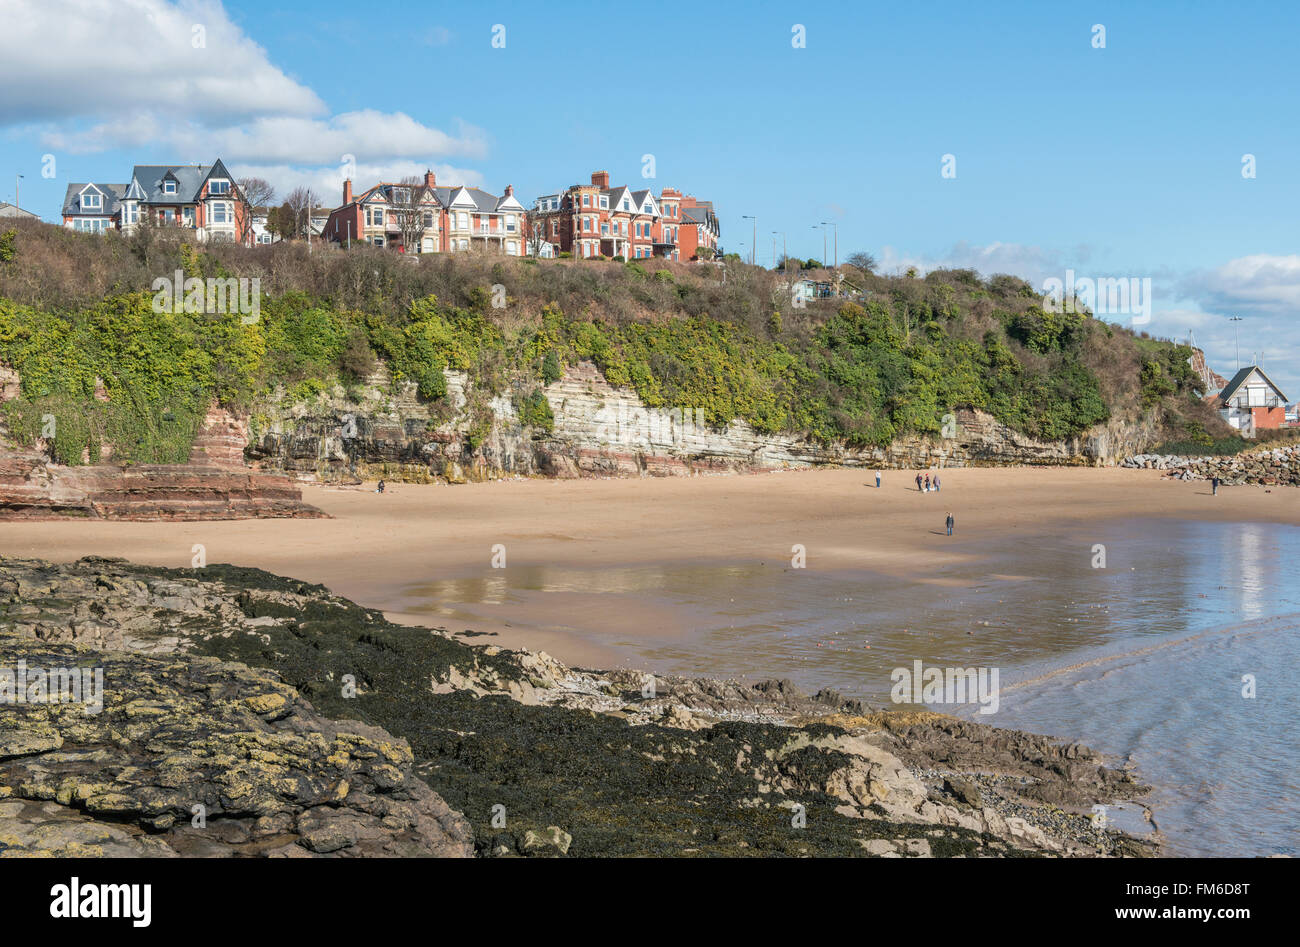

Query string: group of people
915 472 941 492
873 470 954 537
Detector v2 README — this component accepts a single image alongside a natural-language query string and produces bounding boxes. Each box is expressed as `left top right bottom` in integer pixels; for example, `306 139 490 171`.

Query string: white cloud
1180 254 1300 316
0 0 322 124
3 0 486 198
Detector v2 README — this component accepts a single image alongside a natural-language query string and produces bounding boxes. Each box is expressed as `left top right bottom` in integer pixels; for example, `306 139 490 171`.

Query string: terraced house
323 171 527 255
60 159 252 244
530 170 719 261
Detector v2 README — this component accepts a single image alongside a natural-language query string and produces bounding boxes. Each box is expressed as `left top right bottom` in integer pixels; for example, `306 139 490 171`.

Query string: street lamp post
1229 316 1243 370
742 215 756 265
14 174 23 213
820 220 837 271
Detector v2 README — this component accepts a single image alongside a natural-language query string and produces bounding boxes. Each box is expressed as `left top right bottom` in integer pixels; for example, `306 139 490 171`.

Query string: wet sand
2 466 1296 668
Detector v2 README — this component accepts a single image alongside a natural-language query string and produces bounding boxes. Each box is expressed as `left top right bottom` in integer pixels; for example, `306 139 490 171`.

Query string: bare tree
237 177 275 245
284 186 320 239
847 251 877 274
391 176 431 254
527 219 550 257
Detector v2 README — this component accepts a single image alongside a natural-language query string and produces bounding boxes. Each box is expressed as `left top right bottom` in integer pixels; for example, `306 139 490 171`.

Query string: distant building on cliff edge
529 170 719 261
1214 366 1289 437
322 171 526 255
60 159 253 245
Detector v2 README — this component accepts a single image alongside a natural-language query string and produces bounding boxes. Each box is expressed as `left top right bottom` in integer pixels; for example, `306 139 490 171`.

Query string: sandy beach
2 466 1296 667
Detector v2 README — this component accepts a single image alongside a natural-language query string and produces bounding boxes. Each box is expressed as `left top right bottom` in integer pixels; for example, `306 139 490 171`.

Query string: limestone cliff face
246 360 1160 483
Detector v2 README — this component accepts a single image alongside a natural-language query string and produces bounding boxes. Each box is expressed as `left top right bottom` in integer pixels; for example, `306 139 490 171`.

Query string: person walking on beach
916 473 923 492
1212 476 1219 496
924 474 931 492
377 479 386 494
945 512 954 537
876 470 882 489
934 474 941 492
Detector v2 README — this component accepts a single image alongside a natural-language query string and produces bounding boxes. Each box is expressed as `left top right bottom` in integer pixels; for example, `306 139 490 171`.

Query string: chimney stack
343 179 352 204
424 169 436 188
504 184 514 197
591 170 610 189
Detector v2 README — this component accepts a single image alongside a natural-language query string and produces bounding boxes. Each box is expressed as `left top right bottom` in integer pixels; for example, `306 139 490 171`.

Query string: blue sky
2 0 1297 395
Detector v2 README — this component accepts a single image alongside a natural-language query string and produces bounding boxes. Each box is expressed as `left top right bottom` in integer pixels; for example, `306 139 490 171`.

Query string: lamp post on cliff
820 220 837 272
1230 316 1243 370
813 223 826 270
742 215 756 265
14 174 23 213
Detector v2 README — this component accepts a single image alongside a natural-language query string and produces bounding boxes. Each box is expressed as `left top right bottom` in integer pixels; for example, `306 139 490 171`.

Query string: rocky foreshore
0 557 1156 857
1121 444 1300 486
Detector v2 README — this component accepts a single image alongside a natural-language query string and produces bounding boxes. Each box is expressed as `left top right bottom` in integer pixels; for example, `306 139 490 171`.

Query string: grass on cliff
0 219 1229 464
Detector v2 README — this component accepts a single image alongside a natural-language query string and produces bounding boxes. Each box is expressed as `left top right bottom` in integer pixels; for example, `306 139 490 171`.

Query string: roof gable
1220 366 1288 404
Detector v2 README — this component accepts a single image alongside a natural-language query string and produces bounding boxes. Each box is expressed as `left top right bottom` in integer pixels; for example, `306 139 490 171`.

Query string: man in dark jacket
945 512 954 536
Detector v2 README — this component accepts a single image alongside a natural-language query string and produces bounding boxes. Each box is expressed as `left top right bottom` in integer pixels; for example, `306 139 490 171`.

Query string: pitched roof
61 182 127 218
131 164 212 203
0 202 40 219
1219 366 1288 404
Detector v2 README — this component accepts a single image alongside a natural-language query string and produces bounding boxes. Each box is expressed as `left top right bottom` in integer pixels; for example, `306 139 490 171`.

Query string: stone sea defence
0 557 1157 857
247 361 1162 484
1121 444 1300 486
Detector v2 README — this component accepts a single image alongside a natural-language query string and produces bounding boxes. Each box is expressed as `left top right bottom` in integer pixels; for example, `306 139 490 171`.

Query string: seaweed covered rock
0 556 1154 857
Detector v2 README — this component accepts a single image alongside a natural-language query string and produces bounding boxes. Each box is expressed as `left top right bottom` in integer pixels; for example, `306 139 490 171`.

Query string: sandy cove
2 465 1296 667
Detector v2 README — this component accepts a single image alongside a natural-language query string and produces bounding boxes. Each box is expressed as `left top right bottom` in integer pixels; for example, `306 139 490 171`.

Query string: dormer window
392 188 410 204
622 199 629 210
81 192 102 210
163 179 176 195
209 179 230 195
599 196 608 209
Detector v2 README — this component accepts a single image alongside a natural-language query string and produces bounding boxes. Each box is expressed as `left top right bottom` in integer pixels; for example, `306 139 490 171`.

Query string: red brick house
530 170 718 261
61 159 253 245
1216 366 1289 437
323 171 527 255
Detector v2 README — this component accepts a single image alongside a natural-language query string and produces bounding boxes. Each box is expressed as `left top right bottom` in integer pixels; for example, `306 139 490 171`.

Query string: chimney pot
424 170 436 188
343 179 353 204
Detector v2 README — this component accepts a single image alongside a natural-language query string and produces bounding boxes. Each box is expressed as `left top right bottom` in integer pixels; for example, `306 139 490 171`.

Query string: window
367 206 386 227
599 196 608 209
81 192 102 210
601 222 609 235
212 202 229 224
507 240 517 256
423 211 434 228
161 209 177 224
392 188 410 204
163 179 176 195
552 220 559 235
505 214 516 232
209 179 230 195
183 206 195 225
458 239 468 250
583 194 590 206
621 199 629 210
457 212 468 229
372 236 384 247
